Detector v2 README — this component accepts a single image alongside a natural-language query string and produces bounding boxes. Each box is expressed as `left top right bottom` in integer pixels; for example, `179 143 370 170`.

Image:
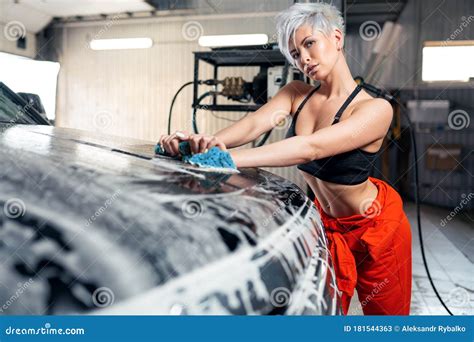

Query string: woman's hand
158 131 227 156
183 132 227 154
158 131 189 156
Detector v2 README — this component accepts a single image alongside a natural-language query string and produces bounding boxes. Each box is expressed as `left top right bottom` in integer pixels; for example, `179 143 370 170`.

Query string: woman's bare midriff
290 82 382 218
303 173 379 218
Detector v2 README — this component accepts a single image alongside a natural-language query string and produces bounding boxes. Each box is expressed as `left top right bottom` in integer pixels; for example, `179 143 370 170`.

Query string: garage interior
0 0 472 316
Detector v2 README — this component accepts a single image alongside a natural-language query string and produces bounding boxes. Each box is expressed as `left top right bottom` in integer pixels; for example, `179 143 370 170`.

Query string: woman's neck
319 54 358 99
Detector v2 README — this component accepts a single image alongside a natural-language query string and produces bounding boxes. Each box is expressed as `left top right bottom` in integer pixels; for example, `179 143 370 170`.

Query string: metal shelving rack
192 45 287 112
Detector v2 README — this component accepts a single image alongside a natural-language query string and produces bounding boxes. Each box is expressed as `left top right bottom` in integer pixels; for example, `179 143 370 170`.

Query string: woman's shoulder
281 81 317 111
355 93 393 113
282 80 315 97
290 80 316 93
353 95 394 123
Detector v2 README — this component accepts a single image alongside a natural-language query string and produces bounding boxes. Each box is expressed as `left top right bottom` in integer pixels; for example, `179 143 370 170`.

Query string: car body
0 82 340 315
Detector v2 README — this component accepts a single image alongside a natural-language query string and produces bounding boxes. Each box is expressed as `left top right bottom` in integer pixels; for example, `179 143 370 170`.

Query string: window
0 52 60 120
422 40 474 82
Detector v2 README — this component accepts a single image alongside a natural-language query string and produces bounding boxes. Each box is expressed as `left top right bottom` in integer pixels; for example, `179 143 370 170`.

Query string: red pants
314 177 412 315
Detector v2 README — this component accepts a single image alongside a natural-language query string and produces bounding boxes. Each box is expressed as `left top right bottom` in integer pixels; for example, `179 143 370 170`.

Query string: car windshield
0 82 49 125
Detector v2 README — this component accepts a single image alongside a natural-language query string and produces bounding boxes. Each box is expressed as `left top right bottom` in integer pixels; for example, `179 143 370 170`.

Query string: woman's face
288 24 342 80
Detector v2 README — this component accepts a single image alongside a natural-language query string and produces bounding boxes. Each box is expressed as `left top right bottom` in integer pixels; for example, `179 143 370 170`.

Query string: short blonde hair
276 2 345 65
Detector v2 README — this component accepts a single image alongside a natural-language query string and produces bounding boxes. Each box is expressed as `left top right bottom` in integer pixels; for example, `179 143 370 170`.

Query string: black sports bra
285 84 377 185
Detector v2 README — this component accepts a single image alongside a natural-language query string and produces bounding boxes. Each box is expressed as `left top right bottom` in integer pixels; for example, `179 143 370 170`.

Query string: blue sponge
155 141 236 170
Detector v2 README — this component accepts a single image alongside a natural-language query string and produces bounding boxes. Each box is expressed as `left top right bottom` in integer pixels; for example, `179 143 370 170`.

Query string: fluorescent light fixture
89 38 153 50
198 34 268 47
422 40 474 82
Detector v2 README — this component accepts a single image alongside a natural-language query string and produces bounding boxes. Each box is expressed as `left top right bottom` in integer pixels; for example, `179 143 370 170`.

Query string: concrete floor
347 202 474 315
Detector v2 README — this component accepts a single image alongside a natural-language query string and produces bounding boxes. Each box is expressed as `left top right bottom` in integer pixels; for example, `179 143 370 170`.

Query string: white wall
0 22 37 58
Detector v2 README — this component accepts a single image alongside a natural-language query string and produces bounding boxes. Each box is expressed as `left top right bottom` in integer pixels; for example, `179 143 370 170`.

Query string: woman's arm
161 81 310 155
230 98 393 168
214 81 304 148
230 135 314 167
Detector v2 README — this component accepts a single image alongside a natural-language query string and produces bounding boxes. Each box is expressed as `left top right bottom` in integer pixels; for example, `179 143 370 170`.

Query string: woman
159 3 411 315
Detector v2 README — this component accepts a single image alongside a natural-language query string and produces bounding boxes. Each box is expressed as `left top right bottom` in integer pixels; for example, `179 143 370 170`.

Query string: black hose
255 130 272 147
168 81 194 135
192 91 215 134
402 104 454 316
358 79 454 315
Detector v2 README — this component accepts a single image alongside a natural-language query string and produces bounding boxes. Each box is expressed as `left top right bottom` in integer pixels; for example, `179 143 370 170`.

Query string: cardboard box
425 144 462 171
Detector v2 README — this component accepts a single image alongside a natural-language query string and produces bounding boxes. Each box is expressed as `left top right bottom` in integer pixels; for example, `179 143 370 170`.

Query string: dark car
0 82 340 315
